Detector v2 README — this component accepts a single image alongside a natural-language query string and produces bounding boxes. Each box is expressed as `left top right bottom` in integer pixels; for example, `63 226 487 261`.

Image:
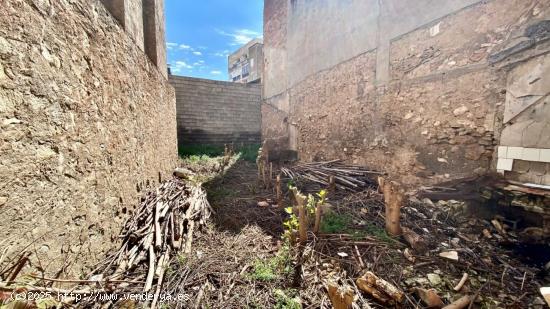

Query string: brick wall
169 75 261 146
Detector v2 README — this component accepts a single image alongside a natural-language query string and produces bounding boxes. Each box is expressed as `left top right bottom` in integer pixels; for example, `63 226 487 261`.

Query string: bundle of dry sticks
281 160 383 192
84 178 213 307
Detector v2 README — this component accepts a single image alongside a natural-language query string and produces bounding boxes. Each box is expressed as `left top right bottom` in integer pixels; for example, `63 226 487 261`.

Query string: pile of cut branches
281 160 383 192
0 177 214 309
81 178 213 307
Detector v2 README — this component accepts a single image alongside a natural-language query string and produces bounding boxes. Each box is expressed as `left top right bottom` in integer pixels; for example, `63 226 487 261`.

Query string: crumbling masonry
262 0 550 189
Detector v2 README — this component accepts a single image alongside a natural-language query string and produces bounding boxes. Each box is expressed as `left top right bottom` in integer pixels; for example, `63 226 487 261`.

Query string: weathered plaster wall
101 0 167 77
100 0 144 51
170 75 261 147
262 0 550 186
286 0 379 88
143 0 167 78
263 0 288 99
0 0 177 276
493 18 550 185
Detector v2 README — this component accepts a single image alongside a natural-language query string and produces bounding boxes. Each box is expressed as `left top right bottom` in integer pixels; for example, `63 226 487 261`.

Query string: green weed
249 245 292 282
274 289 302 309
319 213 398 244
363 223 399 244
178 144 260 162
320 213 352 234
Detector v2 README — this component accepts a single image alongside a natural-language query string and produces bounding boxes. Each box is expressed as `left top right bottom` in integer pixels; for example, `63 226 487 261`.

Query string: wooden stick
184 220 195 254
361 271 405 303
313 200 323 234
377 176 385 194
382 179 403 236
276 175 283 208
269 162 273 187
151 249 170 309
401 227 427 253
194 282 208 309
443 295 472 309
154 201 162 248
356 277 391 304
144 245 156 292
453 273 469 291
28 275 145 284
292 188 308 245
354 245 365 269
328 176 336 194
7 252 31 283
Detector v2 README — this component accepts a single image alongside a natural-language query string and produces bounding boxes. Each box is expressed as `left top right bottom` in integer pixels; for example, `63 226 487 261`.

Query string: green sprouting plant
177 254 187 265
274 289 302 309
306 195 316 215
287 179 295 188
283 206 299 243
249 245 292 282
283 188 328 242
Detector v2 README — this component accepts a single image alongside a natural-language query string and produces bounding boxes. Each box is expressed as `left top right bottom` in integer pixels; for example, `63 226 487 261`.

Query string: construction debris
81 179 213 308
439 250 459 261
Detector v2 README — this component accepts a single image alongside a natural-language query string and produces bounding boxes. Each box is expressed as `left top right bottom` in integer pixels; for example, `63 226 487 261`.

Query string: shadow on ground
203 160 285 237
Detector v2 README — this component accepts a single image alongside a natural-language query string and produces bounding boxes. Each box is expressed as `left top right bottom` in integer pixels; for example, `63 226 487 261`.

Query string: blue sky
165 1 264 81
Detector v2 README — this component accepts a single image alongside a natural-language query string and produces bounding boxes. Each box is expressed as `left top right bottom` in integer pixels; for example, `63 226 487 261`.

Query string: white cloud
179 44 192 50
166 42 178 50
171 60 194 73
175 61 192 69
216 29 262 46
213 50 230 57
192 51 202 56
210 70 222 75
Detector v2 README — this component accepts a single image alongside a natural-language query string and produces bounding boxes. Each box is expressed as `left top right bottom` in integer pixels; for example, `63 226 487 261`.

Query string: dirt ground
161 158 549 309
161 160 292 308
2 156 547 308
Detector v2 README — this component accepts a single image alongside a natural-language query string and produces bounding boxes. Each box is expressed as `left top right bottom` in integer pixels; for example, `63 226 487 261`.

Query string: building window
242 63 250 78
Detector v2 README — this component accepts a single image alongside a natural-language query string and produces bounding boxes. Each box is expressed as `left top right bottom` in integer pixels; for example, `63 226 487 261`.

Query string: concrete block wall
169 76 261 146
262 0 550 186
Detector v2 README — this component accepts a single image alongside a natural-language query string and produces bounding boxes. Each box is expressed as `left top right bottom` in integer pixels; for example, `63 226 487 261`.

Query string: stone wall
0 0 177 276
170 75 261 147
262 0 550 186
